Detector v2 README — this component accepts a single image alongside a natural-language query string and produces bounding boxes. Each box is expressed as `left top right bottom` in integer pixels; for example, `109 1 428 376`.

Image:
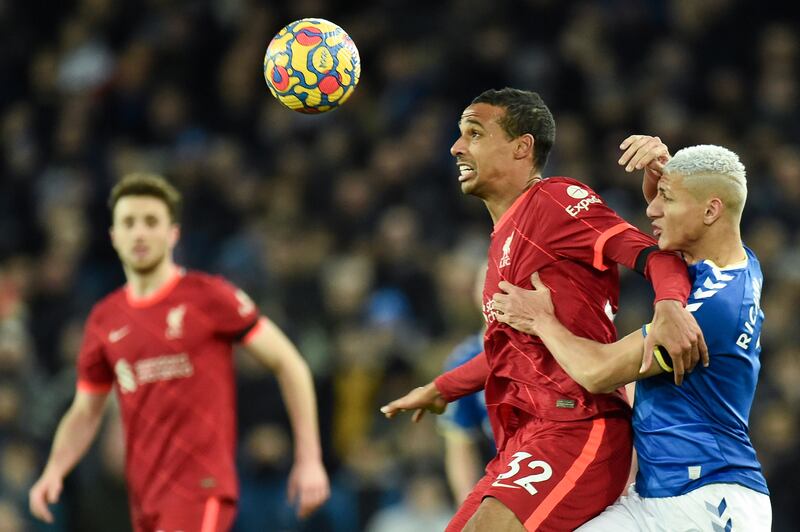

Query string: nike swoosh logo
108 326 131 343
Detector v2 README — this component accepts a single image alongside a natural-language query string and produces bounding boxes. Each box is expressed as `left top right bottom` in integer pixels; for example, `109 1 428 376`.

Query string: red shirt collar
125 266 185 308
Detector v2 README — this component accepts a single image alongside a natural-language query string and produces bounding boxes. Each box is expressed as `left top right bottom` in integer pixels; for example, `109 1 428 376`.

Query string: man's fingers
619 135 638 150
30 490 54 524
412 408 426 423
687 342 700 373
530 272 543 289
381 399 407 417
619 134 646 152
673 355 685 386
296 490 322 518
618 136 652 169
699 333 710 368
497 280 513 293
492 292 508 306
628 138 664 171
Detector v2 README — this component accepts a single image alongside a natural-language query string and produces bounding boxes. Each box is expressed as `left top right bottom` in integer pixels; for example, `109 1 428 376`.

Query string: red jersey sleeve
434 351 489 402
76 310 114 393
603 235 690 304
204 276 261 341
538 179 690 304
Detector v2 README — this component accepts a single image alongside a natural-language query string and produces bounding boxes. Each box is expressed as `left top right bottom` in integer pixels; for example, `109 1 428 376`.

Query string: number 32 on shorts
492 451 553 495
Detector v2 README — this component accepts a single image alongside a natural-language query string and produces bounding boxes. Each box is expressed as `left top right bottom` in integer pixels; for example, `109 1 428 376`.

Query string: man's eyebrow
458 118 484 128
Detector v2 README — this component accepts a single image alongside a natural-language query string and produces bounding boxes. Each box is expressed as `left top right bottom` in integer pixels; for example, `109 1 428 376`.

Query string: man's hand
380 382 446 422
287 458 330 518
619 135 671 203
29 469 63 524
646 300 709 385
492 272 556 335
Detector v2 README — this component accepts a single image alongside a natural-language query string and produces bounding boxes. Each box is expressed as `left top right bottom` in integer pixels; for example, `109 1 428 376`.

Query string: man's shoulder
89 287 127 321
688 261 756 336
538 177 598 196
532 177 605 216
178 271 234 298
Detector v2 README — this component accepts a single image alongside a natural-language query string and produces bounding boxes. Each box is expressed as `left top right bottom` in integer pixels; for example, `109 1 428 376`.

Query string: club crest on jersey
499 233 514 268
166 304 186 339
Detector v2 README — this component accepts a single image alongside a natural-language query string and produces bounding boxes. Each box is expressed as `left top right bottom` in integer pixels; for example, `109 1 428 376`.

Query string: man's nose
646 200 660 219
450 137 465 157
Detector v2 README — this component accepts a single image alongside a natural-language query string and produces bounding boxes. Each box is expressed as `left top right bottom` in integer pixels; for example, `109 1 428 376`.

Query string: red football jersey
483 177 644 423
77 269 262 514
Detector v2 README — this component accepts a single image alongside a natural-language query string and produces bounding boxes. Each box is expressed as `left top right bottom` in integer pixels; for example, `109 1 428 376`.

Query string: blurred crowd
1 0 798 530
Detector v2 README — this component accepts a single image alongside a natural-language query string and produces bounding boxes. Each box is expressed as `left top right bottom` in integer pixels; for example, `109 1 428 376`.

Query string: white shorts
576 482 771 532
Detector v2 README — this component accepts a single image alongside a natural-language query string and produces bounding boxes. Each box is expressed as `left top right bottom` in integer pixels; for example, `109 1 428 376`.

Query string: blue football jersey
634 246 769 497
438 334 493 443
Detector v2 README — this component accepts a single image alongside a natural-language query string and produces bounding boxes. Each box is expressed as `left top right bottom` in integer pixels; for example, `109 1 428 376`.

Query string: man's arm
492 273 665 393
611 135 709 383
29 390 109 523
380 351 488 422
603 234 706 384
443 431 483 503
241 318 330 518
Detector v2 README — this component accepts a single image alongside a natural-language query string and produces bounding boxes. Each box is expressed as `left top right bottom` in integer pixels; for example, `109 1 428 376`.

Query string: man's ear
704 197 724 225
169 224 181 248
514 133 535 161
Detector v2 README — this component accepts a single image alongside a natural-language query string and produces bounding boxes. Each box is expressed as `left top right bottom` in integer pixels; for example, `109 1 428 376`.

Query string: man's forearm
533 316 648 393
45 406 104 478
274 354 323 463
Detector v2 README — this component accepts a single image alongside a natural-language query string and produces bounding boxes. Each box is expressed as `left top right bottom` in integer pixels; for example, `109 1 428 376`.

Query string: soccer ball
263 18 361 114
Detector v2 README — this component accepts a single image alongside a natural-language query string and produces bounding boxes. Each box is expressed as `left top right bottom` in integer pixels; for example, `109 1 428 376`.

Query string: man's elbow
579 367 618 395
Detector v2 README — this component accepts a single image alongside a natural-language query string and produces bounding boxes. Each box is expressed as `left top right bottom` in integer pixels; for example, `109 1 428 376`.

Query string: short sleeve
77 312 114 393
537 180 635 270
205 277 261 341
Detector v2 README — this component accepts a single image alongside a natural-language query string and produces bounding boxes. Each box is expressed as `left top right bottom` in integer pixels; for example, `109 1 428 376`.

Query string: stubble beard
124 249 167 277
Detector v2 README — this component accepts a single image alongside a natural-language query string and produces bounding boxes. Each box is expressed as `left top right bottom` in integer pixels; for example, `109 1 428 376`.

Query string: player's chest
102 302 212 362
488 223 554 284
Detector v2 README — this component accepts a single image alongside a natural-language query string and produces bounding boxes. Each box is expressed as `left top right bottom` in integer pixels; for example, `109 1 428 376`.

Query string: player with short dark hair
382 89 707 531
29 173 330 532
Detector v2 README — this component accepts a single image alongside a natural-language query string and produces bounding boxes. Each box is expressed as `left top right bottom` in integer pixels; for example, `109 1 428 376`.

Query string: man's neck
485 175 542 224
125 260 178 299
683 224 746 267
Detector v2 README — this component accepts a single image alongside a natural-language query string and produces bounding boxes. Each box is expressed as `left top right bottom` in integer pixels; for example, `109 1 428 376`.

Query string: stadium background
0 0 798 530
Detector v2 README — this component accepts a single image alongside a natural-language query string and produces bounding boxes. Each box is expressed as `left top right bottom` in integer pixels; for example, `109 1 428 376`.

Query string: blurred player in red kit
382 88 707 531
29 173 329 532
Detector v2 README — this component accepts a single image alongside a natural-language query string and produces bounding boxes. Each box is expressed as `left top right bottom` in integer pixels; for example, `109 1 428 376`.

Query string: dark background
1 0 798 530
